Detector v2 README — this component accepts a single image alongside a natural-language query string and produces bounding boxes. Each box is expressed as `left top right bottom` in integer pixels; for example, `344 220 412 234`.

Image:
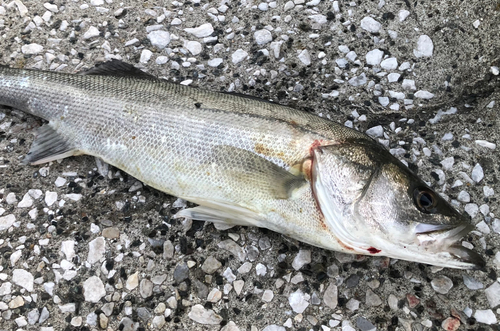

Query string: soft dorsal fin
80 59 158 80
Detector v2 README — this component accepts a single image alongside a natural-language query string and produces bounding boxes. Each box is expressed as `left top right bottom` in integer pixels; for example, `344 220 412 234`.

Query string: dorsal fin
80 59 158 80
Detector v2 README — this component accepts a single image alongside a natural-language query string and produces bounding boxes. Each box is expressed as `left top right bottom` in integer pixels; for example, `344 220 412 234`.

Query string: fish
0 60 485 270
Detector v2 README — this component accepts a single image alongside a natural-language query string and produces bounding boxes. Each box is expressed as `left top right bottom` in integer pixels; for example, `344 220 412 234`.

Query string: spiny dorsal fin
80 59 158 80
23 124 79 165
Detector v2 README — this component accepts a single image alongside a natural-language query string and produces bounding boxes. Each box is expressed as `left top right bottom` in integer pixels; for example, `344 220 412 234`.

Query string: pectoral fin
211 145 307 200
24 124 79 165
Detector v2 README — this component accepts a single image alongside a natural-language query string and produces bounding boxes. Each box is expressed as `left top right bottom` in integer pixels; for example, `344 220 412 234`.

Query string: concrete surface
0 1 499 330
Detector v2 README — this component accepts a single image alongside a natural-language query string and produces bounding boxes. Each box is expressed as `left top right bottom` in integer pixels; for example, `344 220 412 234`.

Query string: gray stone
365 289 382 306
0 214 16 231
136 307 151 322
356 317 376 331
38 307 50 324
471 163 484 183
254 29 273 45
246 245 260 261
188 304 222 325
193 279 209 299
184 23 214 38
360 17 381 33
463 275 483 290
218 239 246 261
201 256 222 274
173 262 189 283
431 275 453 294
323 283 338 309
140 279 153 298
27 308 39 325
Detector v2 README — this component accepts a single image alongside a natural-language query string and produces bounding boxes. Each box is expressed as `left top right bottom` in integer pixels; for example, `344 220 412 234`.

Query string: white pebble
185 40 202 55
148 30 171 49
414 35 434 57
232 49 248 64
83 26 100 39
475 140 496 150
184 23 214 38
387 73 400 82
378 97 389 107
258 2 268 11
298 49 311 65
414 90 434 99
360 16 381 33
21 43 44 54
366 125 384 138
402 79 416 90
254 29 273 45
140 49 153 63
471 163 484 183
398 10 410 21
365 49 384 65
380 57 398 70
208 58 223 67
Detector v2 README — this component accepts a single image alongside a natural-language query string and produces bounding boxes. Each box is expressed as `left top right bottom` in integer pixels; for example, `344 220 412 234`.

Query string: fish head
311 139 485 269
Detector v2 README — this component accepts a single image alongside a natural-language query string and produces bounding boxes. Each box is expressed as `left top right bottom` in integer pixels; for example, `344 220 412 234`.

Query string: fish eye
413 188 437 213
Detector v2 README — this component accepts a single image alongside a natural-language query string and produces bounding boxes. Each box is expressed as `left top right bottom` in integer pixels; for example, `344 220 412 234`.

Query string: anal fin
173 199 265 229
24 124 79 165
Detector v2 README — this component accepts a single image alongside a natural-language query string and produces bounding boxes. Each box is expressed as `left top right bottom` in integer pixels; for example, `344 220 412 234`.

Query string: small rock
462 275 483 290
356 317 376 331
99 313 108 329
298 49 311 65
346 298 360 311
27 308 40 325
366 289 382 306
256 263 267 276
289 289 310 313
202 256 222 274
126 272 139 290
263 326 286 331
475 140 496 150
457 191 470 203
188 304 223 325
185 40 202 55
348 73 367 86
87 237 105 264
163 240 174 259
83 26 100 39
233 280 244 295
232 49 248 64
441 157 455 171
148 30 170 49
441 317 460 331
366 125 384 138
70 316 82 327
39 307 50 324
140 279 153 298
173 263 189 283
473 310 497 325
61 240 76 260
414 35 434 57
9 295 25 308
102 227 119 238
292 250 311 270
218 240 246 261
360 17 381 33
184 23 214 38
465 203 479 218
414 90 434 99
45 191 58 206
17 193 33 208
366 49 384 65
208 58 223 67
0 214 16 231
12 269 34 291
152 315 166 328
254 29 273 44
262 289 274 302
399 10 410 21
207 288 222 302
140 49 153 63
221 321 241 331
431 275 453 294
83 276 106 303
471 163 484 183
380 57 398 70
22 43 44 54
484 282 500 308
323 283 338 309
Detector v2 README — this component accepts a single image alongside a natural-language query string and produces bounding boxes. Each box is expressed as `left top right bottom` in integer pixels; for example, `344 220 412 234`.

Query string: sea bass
0 60 484 269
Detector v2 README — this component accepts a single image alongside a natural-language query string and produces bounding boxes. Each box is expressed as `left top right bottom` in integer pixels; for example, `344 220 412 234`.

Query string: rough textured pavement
0 1 499 330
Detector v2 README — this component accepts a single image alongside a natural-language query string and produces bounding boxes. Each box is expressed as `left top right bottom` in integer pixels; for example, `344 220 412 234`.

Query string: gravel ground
0 1 499 330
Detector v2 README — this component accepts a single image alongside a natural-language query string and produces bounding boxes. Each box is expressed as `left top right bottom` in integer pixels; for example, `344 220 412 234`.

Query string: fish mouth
415 222 486 270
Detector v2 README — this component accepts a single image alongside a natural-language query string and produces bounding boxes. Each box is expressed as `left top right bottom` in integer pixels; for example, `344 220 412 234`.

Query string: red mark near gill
309 139 324 155
367 247 381 254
